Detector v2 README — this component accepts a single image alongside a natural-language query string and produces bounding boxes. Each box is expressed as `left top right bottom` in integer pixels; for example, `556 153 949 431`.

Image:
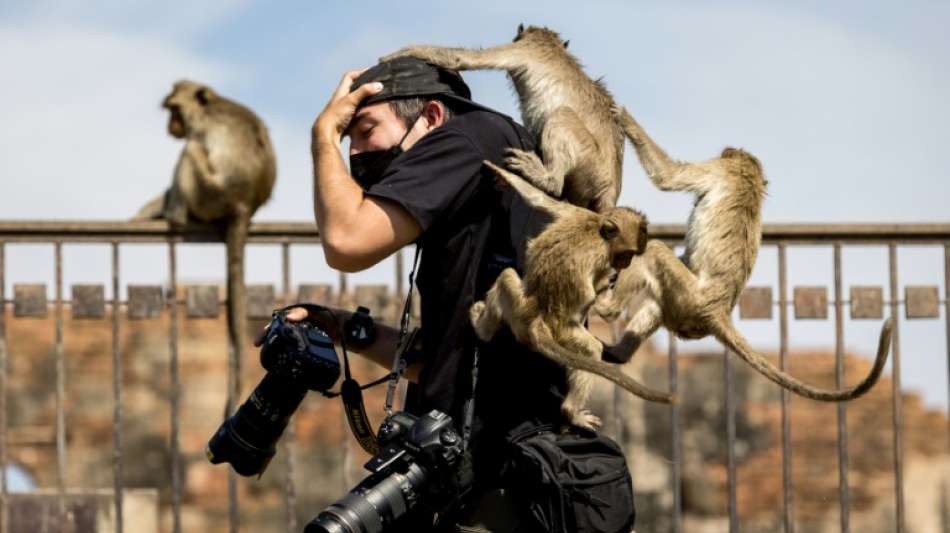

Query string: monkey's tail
225 210 251 414
528 320 675 404
711 315 893 402
611 104 652 149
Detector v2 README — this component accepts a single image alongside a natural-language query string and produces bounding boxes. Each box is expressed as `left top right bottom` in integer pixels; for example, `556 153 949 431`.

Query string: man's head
345 57 481 155
346 96 455 156
344 57 484 188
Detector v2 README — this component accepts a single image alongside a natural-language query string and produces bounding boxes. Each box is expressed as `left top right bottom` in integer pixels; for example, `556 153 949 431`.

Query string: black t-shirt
365 109 568 482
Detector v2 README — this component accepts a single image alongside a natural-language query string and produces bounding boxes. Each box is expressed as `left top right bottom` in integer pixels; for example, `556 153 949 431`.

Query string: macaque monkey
470 161 672 430
382 24 624 213
598 105 893 402
134 80 276 415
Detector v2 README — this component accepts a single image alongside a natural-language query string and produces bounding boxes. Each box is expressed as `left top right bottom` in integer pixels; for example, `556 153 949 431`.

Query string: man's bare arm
311 71 421 272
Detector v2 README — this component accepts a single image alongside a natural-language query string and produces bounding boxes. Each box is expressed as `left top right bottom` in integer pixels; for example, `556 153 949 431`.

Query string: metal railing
0 220 948 532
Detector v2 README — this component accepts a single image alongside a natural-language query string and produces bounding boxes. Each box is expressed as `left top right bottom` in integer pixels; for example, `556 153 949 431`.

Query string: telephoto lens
306 463 427 533
206 372 307 476
206 309 341 477
306 410 472 533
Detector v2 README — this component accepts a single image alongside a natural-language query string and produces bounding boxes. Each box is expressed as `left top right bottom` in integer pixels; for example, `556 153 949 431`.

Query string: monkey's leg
564 369 601 430
470 282 507 343
593 287 623 322
132 191 168 220
559 327 609 430
602 242 678 363
613 105 715 195
604 298 662 364
164 159 193 227
471 268 530 342
380 44 524 71
504 107 597 200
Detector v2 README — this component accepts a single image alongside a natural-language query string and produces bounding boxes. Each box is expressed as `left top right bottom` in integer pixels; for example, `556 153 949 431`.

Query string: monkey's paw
571 410 603 431
470 300 486 322
469 301 495 341
503 149 559 197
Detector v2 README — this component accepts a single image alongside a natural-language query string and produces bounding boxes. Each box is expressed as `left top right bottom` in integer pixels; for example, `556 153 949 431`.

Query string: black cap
351 56 493 112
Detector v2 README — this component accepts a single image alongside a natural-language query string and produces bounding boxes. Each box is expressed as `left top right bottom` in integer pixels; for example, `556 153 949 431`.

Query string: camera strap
311 246 422 456
461 345 479 452
384 245 422 416
284 303 384 455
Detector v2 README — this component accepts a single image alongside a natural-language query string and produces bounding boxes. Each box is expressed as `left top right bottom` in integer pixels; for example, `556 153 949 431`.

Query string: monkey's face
600 208 649 271
162 80 213 139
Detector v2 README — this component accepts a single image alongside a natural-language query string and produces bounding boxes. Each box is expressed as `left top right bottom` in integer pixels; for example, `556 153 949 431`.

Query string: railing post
778 244 794 532
54 241 67 522
833 244 851 532
0 241 7 533
281 241 298 532
111 242 124 533
944 243 950 453
888 244 905 532
168 240 183 533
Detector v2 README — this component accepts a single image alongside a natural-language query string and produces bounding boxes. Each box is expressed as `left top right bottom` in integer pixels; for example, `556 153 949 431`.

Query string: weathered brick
72 284 105 319
794 287 828 319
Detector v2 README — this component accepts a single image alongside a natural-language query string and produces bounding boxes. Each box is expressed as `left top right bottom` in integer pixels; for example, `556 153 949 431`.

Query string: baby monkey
382 24 624 213
471 161 671 431
598 105 893 402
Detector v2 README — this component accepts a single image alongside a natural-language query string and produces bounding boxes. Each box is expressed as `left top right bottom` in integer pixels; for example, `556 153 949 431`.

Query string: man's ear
422 100 447 130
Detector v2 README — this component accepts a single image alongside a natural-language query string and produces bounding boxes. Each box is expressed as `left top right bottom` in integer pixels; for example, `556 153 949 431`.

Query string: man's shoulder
441 110 531 156
444 109 520 131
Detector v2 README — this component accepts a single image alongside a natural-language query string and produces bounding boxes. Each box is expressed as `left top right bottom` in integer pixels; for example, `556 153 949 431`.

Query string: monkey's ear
196 88 211 106
517 23 524 37
563 39 570 48
637 224 649 252
599 220 619 240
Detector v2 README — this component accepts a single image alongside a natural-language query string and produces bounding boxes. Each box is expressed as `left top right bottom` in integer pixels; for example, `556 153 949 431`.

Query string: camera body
206 308 341 477
306 410 473 533
259 310 341 391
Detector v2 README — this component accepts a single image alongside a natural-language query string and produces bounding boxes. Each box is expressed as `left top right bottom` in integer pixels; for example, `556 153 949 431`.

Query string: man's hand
252 306 342 347
313 69 383 142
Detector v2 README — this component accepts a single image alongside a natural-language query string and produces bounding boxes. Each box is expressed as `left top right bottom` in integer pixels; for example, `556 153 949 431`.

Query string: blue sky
1 1 948 407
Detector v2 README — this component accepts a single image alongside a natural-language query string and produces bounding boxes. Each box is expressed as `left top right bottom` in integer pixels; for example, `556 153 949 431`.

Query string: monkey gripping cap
350 56 494 113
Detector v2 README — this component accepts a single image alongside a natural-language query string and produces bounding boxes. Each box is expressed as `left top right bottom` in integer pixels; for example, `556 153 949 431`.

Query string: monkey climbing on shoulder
470 160 671 431
382 24 625 213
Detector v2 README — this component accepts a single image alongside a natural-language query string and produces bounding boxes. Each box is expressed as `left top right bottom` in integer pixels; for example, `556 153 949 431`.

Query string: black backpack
504 423 636 533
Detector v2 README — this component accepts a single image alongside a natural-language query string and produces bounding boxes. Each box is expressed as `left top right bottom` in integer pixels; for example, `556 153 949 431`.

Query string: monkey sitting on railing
134 80 276 417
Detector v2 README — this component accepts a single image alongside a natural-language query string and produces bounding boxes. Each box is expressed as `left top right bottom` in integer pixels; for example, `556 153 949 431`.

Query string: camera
206 308 341 476
306 410 473 533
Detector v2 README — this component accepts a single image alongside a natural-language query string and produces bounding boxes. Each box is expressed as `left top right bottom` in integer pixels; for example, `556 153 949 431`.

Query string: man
298 57 571 531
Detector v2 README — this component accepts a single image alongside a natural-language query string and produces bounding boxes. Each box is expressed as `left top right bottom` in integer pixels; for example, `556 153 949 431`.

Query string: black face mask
349 115 420 190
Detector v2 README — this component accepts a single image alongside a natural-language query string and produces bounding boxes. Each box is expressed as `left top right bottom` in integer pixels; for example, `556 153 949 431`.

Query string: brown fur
381 24 624 213
599 105 892 402
134 80 277 415
470 161 671 430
